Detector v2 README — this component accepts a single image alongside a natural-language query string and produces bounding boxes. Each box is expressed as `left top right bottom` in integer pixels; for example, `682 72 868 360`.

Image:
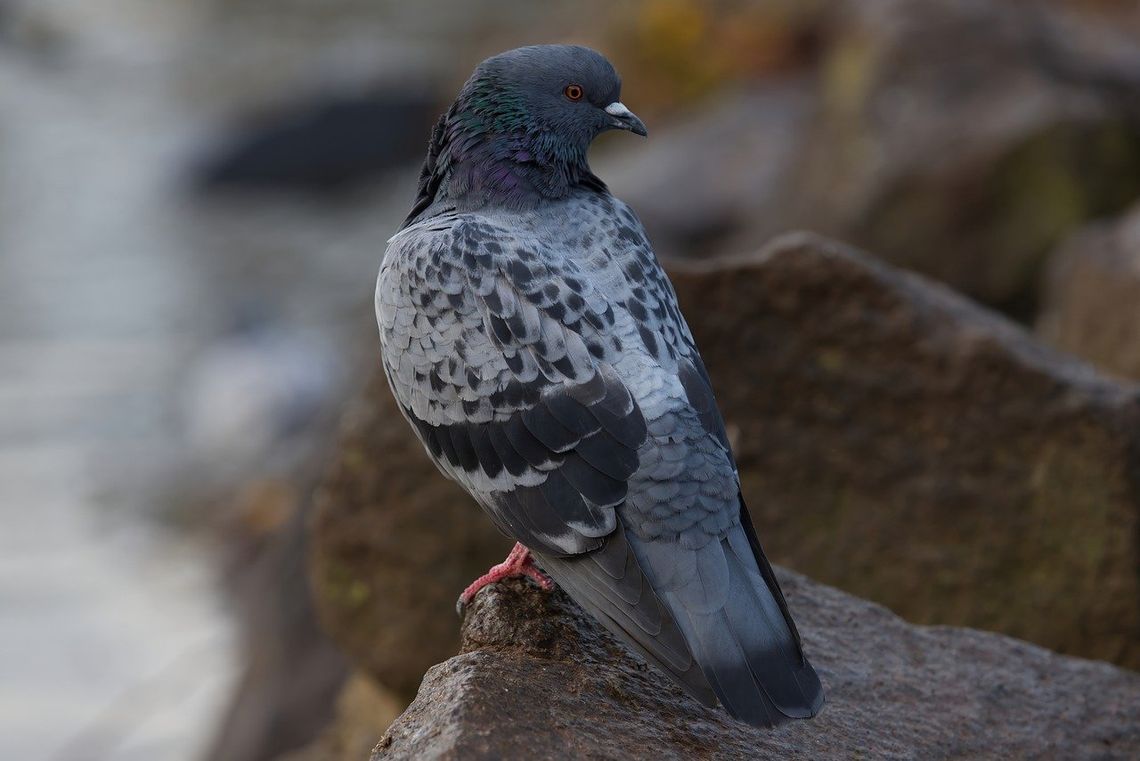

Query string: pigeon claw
455 542 554 616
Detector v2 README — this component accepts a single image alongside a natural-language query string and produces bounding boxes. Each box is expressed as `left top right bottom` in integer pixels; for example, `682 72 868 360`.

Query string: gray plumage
376 45 823 727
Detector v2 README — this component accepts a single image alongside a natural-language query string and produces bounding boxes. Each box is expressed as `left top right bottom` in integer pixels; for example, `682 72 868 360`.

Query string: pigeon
375 44 824 727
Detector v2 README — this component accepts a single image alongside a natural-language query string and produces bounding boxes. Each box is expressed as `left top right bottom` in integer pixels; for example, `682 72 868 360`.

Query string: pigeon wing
379 214 645 557
377 214 713 700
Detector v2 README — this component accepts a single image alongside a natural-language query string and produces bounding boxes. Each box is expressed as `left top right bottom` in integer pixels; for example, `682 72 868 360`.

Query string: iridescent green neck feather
403 45 625 226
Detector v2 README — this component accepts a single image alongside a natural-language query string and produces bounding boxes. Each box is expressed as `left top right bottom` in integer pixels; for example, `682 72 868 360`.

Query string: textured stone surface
1038 201 1140 382
668 232 1140 670
375 573 1140 760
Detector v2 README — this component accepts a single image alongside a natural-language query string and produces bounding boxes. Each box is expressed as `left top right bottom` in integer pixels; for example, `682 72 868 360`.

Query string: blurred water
0 2 408 759
0 10 239 761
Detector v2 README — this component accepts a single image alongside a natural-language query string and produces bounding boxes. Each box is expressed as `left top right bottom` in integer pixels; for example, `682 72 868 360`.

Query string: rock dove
375 44 824 727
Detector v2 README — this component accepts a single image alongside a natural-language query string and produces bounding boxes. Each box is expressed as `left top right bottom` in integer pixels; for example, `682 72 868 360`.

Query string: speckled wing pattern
376 193 823 724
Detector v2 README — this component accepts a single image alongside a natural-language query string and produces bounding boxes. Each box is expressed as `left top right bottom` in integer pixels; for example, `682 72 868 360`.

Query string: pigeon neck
403 103 607 226
447 132 587 209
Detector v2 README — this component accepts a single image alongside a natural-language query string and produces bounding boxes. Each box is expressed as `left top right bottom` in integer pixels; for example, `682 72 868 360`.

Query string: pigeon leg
456 542 554 614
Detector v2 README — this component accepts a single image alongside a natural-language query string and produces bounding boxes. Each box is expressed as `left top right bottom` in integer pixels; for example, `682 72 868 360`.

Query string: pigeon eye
564 84 584 102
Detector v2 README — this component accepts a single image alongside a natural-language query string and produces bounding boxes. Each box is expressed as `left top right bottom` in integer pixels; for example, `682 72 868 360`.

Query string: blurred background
1 1 1138 760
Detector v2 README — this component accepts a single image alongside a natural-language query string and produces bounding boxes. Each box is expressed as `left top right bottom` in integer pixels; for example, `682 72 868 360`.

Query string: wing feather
380 217 647 557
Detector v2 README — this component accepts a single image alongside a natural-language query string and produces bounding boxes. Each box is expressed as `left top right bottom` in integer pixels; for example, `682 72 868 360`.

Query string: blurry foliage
819 20 876 124
605 0 827 115
234 478 298 535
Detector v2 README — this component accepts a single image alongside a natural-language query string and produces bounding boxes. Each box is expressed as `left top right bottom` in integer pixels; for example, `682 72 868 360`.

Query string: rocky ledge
373 572 1140 760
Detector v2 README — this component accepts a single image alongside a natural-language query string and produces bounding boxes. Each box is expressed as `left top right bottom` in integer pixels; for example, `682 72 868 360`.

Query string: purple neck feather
402 101 607 226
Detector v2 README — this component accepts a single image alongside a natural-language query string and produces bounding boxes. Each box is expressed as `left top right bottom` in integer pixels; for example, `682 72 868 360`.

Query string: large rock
375 573 1140 760
667 232 1140 670
1038 202 1140 381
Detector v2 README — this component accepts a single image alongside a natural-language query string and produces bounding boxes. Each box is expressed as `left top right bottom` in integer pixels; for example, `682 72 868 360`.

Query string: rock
666 231 1140 670
207 505 350 761
192 89 440 193
309 372 511 699
1037 201 1140 381
602 84 816 263
793 0 1140 314
374 573 1140 760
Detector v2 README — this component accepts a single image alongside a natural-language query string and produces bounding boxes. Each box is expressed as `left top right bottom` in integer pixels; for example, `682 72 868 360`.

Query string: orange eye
564 84 584 102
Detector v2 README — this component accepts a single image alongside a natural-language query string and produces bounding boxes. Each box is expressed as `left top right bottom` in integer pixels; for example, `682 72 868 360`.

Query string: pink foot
456 542 554 614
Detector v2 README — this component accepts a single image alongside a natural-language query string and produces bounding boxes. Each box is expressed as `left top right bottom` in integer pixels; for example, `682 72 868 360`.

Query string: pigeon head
405 45 646 222
461 45 647 147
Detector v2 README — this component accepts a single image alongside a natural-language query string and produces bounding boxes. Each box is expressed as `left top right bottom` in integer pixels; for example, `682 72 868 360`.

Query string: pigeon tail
537 509 823 728
532 522 717 707
635 514 824 727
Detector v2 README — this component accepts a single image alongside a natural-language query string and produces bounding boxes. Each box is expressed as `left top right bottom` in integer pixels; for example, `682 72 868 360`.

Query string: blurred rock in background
606 0 1140 320
275 674 402 761
191 91 439 194
205 509 349 761
605 84 817 267
794 0 1140 319
1038 201 1140 382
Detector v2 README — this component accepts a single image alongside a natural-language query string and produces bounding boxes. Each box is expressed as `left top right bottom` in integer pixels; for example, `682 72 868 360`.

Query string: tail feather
642 526 822 726
533 522 716 705
534 504 824 727
721 531 822 717
736 493 808 652
681 607 784 727
546 562 717 705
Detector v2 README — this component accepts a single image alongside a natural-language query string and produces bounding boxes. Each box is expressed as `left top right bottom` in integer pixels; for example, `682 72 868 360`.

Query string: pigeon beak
605 102 648 137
